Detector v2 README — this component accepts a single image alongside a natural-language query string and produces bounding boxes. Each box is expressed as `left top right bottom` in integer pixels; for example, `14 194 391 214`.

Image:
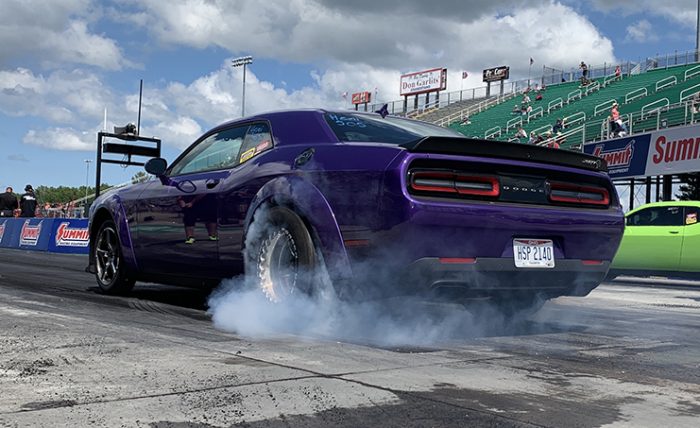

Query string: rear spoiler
401 137 608 173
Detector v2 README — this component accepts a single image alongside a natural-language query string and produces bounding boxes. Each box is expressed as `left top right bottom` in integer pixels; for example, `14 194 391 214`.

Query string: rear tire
93 220 135 295
246 206 318 302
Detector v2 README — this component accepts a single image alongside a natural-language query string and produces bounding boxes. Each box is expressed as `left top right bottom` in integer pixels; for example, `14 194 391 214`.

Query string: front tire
247 206 318 302
93 220 135 295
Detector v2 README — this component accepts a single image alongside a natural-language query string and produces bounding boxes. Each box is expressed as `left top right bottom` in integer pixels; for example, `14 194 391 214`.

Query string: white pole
84 159 91 217
103 108 107 131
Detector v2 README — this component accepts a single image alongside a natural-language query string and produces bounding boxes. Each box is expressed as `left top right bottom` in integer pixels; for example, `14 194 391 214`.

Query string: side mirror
145 158 168 176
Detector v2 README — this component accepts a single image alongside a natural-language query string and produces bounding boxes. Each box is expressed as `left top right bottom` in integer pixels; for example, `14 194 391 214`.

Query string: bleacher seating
448 63 700 150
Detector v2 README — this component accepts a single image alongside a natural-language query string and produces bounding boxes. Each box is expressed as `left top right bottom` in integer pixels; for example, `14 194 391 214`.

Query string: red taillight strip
582 260 604 265
411 171 499 198
344 239 370 247
548 181 610 206
439 257 477 264
455 175 500 197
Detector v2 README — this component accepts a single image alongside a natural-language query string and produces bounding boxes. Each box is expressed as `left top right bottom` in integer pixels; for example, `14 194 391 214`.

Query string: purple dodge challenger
88 109 624 310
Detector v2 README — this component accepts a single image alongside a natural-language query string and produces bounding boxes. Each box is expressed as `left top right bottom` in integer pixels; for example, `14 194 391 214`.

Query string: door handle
206 179 220 189
669 230 680 234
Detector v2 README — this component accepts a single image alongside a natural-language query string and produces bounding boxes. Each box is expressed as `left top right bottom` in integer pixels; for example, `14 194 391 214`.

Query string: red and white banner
646 126 700 176
400 68 447 96
351 91 372 105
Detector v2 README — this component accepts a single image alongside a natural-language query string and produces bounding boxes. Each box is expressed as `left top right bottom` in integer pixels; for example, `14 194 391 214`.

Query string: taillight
548 181 610 207
410 171 500 197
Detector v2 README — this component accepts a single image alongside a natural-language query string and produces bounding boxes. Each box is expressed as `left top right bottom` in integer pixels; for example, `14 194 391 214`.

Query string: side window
684 206 698 226
238 122 273 164
627 206 683 226
169 126 248 176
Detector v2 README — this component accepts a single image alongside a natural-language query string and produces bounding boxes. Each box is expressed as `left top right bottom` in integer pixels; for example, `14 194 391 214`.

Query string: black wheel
93 220 135 295
246 206 318 302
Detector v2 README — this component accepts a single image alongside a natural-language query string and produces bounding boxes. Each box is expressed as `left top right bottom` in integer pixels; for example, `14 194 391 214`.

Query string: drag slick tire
248 206 317 302
93 220 135 295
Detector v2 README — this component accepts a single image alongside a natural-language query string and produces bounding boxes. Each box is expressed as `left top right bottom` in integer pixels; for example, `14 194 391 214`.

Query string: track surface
0 249 699 427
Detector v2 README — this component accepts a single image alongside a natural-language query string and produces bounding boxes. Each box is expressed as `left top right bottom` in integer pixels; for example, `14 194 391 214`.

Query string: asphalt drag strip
0 249 699 427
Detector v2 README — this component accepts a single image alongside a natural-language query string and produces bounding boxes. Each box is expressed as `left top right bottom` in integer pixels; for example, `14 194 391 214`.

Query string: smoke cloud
207 212 546 347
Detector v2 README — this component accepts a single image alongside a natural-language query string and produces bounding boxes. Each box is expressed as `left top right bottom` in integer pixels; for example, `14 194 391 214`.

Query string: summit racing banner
48 219 89 254
0 218 89 254
584 121 700 179
584 134 650 178
646 126 700 176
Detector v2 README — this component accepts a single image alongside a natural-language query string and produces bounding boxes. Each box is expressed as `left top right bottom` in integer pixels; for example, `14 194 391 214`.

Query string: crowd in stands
0 185 83 218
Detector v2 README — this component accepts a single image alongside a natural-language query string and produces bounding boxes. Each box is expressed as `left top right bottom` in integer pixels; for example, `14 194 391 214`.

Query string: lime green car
610 201 700 277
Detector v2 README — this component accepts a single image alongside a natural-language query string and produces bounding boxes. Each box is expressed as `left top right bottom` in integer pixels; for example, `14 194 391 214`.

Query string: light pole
84 159 92 217
232 56 253 117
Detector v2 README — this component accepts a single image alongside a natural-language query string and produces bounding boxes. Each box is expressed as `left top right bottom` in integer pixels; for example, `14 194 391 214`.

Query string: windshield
325 112 464 145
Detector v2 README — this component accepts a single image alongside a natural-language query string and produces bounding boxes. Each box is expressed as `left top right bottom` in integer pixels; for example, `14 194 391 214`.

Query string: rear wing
402 137 608 173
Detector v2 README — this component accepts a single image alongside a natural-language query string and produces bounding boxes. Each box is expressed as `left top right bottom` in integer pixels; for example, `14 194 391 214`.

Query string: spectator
521 105 528 115
20 185 37 218
525 105 533 115
611 101 620 121
460 115 471 125
535 91 543 101
0 187 18 217
615 65 621 80
528 131 537 144
579 61 589 85
692 92 700 114
512 104 521 114
515 126 527 140
552 118 564 134
522 93 531 104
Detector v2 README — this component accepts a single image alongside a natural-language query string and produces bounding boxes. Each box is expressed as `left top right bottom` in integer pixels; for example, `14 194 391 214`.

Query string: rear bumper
343 257 608 300
408 257 607 294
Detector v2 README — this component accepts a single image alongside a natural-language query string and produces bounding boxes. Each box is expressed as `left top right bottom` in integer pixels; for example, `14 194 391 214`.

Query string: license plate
513 239 555 268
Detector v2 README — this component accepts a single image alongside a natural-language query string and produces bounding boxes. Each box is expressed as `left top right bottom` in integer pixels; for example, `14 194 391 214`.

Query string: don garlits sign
400 68 447 96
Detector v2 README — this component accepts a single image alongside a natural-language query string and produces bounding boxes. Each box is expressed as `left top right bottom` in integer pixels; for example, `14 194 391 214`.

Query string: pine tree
676 173 700 200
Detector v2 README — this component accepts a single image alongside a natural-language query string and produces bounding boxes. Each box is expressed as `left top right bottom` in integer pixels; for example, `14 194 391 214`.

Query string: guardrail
684 64 700 81
567 89 582 103
679 83 700 102
641 98 670 119
603 74 619 87
528 106 544 121
547 97 563 113
655 75 677 91
506 116 523 132
433 93 516 127
532 124 553 136
625 87 647 104
594 99 617 117
584 81 600 95
564 111 586 127
484 126 502 139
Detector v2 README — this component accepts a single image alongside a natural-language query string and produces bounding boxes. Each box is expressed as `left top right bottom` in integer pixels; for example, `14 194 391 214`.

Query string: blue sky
0 0 698 190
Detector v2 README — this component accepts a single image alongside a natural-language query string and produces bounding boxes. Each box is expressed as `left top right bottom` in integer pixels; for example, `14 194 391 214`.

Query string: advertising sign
400 68 447 96
18 218 52 251
48 219 90 254
584 134 651 179
482 66 510 83
646 126 700 176
351 91 372 105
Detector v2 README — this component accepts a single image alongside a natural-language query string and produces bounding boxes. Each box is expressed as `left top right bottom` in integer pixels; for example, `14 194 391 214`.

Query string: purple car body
88 109 624 302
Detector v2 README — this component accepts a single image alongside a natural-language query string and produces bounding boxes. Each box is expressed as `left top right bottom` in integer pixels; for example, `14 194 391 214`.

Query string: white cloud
22 128 95 151
625 20 659 43
124 1 614 74
10 1 617 153
0 0 131 70
588 0 696 27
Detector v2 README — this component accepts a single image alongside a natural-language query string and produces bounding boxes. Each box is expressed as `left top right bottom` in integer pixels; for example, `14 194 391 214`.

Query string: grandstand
443 61 700 150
